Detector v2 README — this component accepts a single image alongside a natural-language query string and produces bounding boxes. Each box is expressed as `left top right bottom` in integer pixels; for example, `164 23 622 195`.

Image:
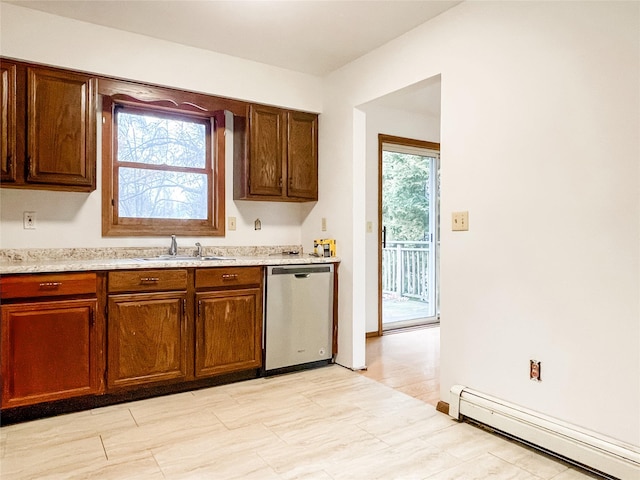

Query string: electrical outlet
530 360 541 381
228 216 236 231
366 221 373 233
322 217 327 231
23 211 36 229
452 211 469 231
254 218 261 230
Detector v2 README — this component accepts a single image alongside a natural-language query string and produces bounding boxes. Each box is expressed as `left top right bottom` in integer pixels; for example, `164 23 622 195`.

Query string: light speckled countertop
0 246 339 275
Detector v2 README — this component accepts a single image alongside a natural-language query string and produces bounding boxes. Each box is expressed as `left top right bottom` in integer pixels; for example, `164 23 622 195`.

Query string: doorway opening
378 134 440 333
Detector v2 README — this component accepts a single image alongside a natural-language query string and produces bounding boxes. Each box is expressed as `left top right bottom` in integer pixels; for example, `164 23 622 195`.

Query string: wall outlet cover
23 211 36 229
530 360 541 381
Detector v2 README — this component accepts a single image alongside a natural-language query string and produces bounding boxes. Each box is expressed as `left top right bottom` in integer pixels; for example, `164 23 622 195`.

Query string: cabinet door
108 292 188 389
1 299 100 408
0 61 17 183
27 66 96 189
287 111 318 200
249 104 285 197
195 287 262 377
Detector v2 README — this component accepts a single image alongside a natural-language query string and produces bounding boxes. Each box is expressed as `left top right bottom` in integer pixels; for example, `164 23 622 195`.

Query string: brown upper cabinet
0 59 97 192
1 62 17 183
234 104 318 202
1 57 320 199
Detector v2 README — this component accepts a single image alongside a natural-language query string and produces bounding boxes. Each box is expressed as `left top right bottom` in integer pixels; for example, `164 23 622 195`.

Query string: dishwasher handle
270 266 332 275
294 273 310 279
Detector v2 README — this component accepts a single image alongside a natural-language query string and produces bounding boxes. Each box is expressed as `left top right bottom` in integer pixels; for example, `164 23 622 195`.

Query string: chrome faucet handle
195 242 203 258
169 235 178 256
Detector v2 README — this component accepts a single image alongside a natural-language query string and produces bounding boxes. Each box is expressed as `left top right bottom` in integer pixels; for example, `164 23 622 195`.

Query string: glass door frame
378 134 441 334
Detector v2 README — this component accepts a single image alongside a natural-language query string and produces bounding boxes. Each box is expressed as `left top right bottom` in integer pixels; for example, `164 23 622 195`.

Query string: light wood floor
1 327 599 479
359 325 441 407
0 365 597 480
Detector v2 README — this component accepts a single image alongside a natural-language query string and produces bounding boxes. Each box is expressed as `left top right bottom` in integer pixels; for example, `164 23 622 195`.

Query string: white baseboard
449 385 640 480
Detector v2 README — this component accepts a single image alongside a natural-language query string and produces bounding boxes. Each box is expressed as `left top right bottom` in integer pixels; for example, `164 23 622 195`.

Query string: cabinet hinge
197 300 201 318
183 299 187 317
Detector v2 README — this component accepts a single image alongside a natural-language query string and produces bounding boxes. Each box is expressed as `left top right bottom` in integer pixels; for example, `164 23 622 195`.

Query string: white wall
359 102 441 333
316 0 640 447
0 3 321 251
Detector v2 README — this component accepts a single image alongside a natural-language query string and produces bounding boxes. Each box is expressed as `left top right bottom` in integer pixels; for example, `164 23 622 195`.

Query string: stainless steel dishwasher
264 264 334 374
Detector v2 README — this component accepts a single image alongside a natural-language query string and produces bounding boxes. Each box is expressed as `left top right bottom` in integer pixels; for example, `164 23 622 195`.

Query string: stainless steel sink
135 255 195 261
134 255 234 262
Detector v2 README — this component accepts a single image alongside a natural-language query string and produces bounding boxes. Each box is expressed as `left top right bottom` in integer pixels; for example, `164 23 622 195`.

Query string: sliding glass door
379 136 440 332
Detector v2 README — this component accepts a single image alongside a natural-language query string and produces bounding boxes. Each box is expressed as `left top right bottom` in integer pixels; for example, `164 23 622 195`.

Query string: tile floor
0 365 601 479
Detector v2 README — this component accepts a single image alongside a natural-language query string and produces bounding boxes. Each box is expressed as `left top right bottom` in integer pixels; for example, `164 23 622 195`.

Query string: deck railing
382 241 430 301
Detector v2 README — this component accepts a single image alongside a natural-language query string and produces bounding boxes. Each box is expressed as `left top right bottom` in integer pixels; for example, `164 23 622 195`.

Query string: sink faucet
168 235 178 256
195 242 203 258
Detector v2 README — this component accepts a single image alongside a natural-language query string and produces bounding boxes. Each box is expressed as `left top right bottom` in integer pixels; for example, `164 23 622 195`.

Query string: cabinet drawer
0 273 97 300
196 267 263 289
108 269 188 293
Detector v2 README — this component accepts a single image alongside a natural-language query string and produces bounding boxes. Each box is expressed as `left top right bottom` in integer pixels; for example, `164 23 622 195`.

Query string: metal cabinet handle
140 277 160 283
221 274 238 281
39 282 62 289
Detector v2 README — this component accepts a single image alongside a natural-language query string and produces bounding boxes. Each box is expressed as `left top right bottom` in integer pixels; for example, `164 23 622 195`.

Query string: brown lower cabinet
0 273 103 409
195 267 263 377
195 289 262 377
107 292 189 389
106 266 262 391
0 265 279 417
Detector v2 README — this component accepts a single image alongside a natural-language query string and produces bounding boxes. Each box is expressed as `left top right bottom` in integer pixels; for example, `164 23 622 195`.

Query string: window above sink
101 80 228 237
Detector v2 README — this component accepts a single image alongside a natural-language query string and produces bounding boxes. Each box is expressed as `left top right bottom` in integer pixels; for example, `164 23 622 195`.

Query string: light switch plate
228 216 236 231
452 211 469 231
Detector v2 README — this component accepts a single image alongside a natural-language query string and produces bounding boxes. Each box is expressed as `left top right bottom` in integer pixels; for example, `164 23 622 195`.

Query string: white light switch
452 211 469 231
228 216 236 231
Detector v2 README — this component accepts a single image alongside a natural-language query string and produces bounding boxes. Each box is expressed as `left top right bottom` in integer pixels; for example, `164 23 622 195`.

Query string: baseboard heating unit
449 385 640 480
